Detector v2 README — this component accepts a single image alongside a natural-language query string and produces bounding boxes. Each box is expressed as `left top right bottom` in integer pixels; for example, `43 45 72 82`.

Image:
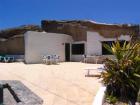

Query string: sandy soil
0 62 102 105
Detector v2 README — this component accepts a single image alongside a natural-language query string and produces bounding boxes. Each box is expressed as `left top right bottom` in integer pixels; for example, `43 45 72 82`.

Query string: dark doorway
65 43 70 61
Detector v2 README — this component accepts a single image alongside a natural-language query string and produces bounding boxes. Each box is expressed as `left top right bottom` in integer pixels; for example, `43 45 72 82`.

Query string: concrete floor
0 62 102 105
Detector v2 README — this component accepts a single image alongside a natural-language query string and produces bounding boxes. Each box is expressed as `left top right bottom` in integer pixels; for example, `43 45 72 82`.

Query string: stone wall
0 36 24 55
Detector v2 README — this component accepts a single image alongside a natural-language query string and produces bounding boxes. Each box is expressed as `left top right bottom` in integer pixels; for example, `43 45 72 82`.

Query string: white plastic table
84 66 104 77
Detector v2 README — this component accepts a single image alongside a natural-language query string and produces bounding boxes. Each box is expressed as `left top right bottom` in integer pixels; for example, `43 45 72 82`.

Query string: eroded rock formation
0 25 42 54
41 20 139 41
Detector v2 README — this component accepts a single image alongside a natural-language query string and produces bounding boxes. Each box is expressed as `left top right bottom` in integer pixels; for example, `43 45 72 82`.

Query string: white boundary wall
87 31 131 56
24 31 73 64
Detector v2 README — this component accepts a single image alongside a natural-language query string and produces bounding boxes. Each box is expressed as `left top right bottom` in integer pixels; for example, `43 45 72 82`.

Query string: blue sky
0 0 140 29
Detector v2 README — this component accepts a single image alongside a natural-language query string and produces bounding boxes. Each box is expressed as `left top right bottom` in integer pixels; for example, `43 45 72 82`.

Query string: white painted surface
71 55 83 62
24 31 73 63
92 86 106 105
87 31 131 56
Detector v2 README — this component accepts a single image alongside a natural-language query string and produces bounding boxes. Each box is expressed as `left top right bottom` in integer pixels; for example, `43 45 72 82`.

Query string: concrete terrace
0 62 102 105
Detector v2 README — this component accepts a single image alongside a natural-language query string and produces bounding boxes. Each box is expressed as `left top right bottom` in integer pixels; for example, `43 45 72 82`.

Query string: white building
24 30 131 64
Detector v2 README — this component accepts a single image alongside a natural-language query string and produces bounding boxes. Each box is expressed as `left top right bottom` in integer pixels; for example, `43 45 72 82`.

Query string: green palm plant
101 40 140 103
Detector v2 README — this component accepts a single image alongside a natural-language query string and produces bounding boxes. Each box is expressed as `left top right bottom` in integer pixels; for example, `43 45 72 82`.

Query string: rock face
0 36 24 55
41 20 140 41
41 20 87 41
0 25 42 39
0 25 42 55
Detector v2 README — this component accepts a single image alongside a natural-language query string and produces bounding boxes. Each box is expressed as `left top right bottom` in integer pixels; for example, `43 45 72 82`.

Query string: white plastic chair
47 55 51 65
83 55 87 63
4 57 10 63
56 55 60 64
53 55 60 64
42 56 47 64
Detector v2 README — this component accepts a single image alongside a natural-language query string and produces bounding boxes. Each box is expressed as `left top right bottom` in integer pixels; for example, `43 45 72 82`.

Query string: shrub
106 94 118 104
137 90 140 102
101 40 140 103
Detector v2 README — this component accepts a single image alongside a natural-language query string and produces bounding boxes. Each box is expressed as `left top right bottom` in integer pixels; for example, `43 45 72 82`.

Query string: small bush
137 90 140 102
106 94 118 104
101 40 140 103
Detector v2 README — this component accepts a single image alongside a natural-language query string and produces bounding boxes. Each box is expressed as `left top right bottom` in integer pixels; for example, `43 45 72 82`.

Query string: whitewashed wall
87 31 131 55
24 31 73 64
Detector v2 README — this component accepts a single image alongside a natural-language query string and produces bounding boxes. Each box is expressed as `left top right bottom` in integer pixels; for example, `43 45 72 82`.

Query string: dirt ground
0 62 102 105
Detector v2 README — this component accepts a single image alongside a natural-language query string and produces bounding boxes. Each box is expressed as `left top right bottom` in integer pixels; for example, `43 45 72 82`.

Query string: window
102 40 128 55
72 44 85 55
102 41 114 55
119 40 128 47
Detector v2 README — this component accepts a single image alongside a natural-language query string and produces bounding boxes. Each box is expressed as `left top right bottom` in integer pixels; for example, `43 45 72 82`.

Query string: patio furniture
0 55 6 62
85 68 101 77
3 57 10 63
0 56 15 63
42 55 50 64
0 56 6 62
47 55 52 65
9 56 15 62
55 55 60 64
42 55 60 65
85 55 99 64
42 56 47 64
83 55 87 63
84 65 105 77
84 55 106 64
3 56 15 63
50 55 54 64
52 55 59 64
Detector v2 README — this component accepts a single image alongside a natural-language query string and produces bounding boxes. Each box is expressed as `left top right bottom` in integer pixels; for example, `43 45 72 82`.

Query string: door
65 43 70 61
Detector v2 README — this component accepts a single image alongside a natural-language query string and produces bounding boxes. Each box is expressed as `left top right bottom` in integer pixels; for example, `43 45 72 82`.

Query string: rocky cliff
0 25 42 54
41 20 139 41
